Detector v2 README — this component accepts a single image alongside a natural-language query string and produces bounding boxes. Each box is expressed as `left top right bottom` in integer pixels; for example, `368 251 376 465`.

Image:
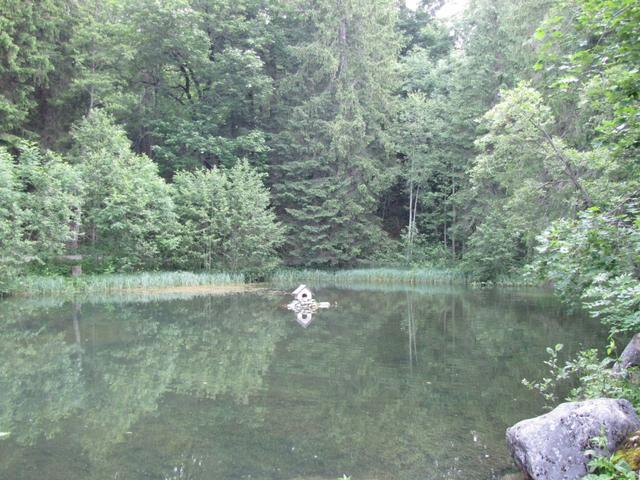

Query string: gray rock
613 333 640 373
506 398 640 480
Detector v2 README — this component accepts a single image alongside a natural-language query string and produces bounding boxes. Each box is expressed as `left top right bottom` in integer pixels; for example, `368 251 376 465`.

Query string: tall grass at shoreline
271 267 467 287
10 268 539 297
15 271 244 296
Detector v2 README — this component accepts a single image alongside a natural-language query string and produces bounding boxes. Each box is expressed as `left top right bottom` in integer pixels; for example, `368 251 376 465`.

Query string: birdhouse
292 284 313 302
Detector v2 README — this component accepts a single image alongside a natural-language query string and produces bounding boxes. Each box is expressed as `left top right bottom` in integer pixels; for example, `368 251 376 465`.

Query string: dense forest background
1 0 638 319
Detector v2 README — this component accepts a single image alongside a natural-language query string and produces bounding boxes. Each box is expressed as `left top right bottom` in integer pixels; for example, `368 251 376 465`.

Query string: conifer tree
70 110 177 270
0 144 81 291
270 0 400 266
0 150 23 292
0 0 68 137
171 161 284 276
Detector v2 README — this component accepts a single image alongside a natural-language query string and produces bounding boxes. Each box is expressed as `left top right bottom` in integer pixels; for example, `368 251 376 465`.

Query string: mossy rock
613 430 640 470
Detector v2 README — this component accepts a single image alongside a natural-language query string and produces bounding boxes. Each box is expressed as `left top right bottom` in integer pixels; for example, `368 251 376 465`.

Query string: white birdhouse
292 284 313 302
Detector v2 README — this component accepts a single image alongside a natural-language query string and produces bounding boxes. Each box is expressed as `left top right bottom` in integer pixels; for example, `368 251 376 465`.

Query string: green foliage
63 0 133 115
113 0 274 174
271 0 401 267
0 149 24 293
523 345 640 410
13 143 82 260
564 350 640 406
532 206 640 336
0 0 638 285
457 0 638 284
464 84 600 279
583 454 636 480
584 431 638 480
14 271 243 296
0 0 68 133
522 343 565 404
0 143 80 293
271 267 465 287
527 0 640 339
462 212 524 282
172 161 284 277
394 89 463 261
537 0 640 164
171 168 229 271
70 110 178 271
585 274 640 336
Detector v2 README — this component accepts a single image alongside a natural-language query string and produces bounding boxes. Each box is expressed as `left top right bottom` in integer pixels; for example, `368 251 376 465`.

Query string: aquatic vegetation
271 268 467 287
14 271 244 296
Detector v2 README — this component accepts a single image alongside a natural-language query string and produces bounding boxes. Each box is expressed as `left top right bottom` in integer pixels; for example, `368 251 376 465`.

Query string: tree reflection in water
0 287 604 480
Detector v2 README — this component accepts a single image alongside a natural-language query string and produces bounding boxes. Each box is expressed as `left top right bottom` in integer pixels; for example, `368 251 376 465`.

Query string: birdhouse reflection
287 284 331 328
295 310 314 328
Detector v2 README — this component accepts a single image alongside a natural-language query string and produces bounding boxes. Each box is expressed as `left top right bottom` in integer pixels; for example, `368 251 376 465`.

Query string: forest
0 0 638 336
1 1 640 478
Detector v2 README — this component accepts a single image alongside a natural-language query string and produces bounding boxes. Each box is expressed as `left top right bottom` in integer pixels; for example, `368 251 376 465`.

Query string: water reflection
295 309 315 327
0 287 605 480
405 291 418 371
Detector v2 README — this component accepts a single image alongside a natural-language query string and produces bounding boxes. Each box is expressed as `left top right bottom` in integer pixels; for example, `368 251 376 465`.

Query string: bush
523 345 640 410
532 206 640 339
70 110 178 271
171 160 284 278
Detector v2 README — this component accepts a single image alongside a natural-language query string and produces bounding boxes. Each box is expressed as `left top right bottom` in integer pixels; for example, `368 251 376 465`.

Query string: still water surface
0 285 604 480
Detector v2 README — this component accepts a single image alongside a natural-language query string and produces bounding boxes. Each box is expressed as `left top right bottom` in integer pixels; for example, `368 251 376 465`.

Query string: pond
0 285 604 480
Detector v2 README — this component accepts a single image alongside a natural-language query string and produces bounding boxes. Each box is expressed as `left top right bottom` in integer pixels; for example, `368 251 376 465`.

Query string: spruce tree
270 0 400 267
0 150 24 292
171 161 284 276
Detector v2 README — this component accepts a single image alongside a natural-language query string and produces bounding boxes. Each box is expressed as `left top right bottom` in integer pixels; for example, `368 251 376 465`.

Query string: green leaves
271 0 400 267
71 110 178 271
536 0 640 160
534 27 546 41
583 456 637 480
172 161 284 277
0 0 69 132
532 205 640 338
0 142 81 293
0 148 24 293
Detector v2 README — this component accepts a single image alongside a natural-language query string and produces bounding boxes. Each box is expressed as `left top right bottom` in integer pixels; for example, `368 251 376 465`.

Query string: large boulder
506 398 640 479
613 333 640 373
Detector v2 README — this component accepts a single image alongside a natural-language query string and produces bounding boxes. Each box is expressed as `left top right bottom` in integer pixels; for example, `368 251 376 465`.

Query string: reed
15 271 244 296
271 267 467 287
469 273 539 288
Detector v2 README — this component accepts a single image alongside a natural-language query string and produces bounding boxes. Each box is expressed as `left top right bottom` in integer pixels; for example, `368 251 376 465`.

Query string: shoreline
5 267 541 298
13 282 263 297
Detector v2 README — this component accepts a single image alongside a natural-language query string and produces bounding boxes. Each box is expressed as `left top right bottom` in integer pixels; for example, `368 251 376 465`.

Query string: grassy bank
14 271 245 296
271 267 468 286
9 267 539 297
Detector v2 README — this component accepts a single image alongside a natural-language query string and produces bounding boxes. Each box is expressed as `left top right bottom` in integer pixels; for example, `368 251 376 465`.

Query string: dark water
0 285 604 480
